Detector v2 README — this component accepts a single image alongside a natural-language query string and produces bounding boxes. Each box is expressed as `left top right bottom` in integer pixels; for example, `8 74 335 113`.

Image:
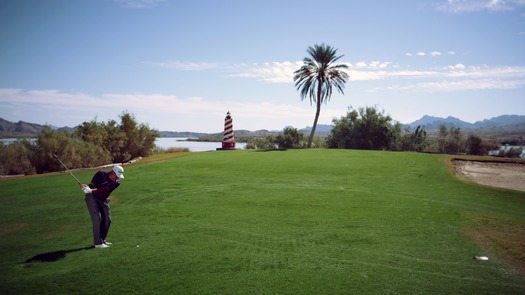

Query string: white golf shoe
103 241 112 245
95 243 110 249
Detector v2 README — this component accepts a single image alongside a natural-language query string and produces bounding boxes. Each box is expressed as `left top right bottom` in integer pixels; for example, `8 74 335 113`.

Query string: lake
0 137 246 152
155 138 246 152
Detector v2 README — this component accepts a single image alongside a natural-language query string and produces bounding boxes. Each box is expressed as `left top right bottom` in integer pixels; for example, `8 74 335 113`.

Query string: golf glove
82 186 92 194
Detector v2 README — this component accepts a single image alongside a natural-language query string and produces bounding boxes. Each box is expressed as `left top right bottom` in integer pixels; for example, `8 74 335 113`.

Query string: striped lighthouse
221 111 235 149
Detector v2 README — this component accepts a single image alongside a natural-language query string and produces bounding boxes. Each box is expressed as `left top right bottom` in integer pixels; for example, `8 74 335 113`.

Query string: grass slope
1 149 524 294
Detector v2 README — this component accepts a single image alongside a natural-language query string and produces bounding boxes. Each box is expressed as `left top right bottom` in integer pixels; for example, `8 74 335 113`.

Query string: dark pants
85 194 111 245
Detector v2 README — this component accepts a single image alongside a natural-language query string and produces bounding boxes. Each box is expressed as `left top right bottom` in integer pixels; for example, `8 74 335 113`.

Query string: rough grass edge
464 212 525 277
447 155 525 278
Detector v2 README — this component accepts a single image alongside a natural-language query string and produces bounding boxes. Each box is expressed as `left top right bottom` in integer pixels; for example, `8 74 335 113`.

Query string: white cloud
0 89 225 118
408 51 455 57
229 61 299 83
355 61 368 68
438 0 525 13
144 58 525 93
371 65 525 92
222 60 525 92
0 88 346 132
369 61 391 69
399 78 525 92
454 63 466 69
145 61 220 71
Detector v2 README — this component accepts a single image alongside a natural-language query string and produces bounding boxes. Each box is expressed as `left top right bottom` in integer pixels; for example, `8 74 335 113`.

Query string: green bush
326 106 400 150
275 127 304 149
0 140 35 175
75 112 158 163
31 128 111 174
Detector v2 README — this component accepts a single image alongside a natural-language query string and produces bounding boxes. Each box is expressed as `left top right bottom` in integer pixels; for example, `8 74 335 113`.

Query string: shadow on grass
24 246 93 263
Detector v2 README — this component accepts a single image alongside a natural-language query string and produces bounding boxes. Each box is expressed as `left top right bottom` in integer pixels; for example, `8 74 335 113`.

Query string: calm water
0 137 246 152
155 138 246 152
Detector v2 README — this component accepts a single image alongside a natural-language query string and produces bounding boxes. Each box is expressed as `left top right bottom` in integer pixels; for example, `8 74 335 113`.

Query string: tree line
0 112 158 176
246 106 522 158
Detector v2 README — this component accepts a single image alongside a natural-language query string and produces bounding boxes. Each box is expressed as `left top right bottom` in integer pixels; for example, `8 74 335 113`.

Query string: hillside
0 118 47 138
405 115 525 140
406 114 525 131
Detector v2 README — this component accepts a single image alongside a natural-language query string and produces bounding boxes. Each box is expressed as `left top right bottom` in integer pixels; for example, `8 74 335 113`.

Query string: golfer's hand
82 186 92 194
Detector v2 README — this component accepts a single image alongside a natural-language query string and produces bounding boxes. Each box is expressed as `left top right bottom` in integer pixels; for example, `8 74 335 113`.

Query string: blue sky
1 0 524 133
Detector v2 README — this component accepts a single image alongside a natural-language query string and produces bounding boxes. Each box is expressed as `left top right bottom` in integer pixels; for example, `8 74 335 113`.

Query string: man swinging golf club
81 165 124 249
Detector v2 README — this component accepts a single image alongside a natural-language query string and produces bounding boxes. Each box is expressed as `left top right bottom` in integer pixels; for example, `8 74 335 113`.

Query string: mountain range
1 115 525 139
405 114 525 130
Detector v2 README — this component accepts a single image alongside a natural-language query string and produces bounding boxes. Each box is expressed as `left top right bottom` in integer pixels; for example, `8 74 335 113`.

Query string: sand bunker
453 160 525 192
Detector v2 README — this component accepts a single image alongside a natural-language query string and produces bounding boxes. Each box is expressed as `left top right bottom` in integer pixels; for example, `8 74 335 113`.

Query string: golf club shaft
53 154 82 185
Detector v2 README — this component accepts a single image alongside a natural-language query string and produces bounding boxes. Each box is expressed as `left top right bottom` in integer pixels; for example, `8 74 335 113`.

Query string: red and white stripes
222 111 235 149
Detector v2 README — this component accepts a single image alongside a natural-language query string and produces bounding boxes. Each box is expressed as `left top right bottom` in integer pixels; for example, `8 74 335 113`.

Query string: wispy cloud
370 65 525 92
405 51 455 57
145 61 221 71
115 0 165 9
0 89 219 114
438 0 525 13
145 58 525 92
0 88 341 131
386 78 525 92
228 62 301 83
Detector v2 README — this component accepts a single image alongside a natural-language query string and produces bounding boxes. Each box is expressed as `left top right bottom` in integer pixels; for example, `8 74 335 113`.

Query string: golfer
81 165 124 249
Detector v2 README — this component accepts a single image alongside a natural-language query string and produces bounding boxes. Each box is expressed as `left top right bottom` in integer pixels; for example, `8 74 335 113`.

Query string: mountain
473 115 525 128
406 115 525 131
0 118 47 138
406 115 472 130
300 124 332 133
0 118 77 138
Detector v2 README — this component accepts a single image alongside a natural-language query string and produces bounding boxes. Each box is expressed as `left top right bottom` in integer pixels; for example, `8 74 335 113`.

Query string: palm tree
293 43 349 148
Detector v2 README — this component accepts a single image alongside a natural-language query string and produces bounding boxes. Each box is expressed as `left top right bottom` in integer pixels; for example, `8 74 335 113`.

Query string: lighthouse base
218 142 235 150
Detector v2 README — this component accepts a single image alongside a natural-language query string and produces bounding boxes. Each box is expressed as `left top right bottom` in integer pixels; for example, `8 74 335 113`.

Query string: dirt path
453 160 525 192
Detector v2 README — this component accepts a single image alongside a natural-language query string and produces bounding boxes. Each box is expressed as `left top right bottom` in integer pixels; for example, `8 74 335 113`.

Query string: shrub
0 140 35 175
245 136 276 150
75 112 159 163
326 106 400 150
275 127 304 149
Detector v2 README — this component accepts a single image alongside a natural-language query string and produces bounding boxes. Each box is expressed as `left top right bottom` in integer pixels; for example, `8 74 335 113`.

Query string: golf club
53 153 82 186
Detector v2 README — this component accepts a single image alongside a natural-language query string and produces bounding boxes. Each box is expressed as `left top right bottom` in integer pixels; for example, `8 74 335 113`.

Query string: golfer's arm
89 183 110 194
87 183 99 192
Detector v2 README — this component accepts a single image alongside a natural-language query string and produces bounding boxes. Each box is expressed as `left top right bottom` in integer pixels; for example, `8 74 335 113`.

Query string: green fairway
1 149 524 294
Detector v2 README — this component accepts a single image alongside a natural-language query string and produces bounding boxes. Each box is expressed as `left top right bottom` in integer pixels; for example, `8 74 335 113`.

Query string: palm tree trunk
307 81 323 148
307 100 321 148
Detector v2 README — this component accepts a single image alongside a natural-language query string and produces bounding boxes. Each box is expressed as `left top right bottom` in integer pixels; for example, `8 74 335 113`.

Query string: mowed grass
1 149 524 294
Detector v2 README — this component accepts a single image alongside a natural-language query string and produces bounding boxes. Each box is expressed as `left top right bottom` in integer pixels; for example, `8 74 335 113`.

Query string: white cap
113 165 124 179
